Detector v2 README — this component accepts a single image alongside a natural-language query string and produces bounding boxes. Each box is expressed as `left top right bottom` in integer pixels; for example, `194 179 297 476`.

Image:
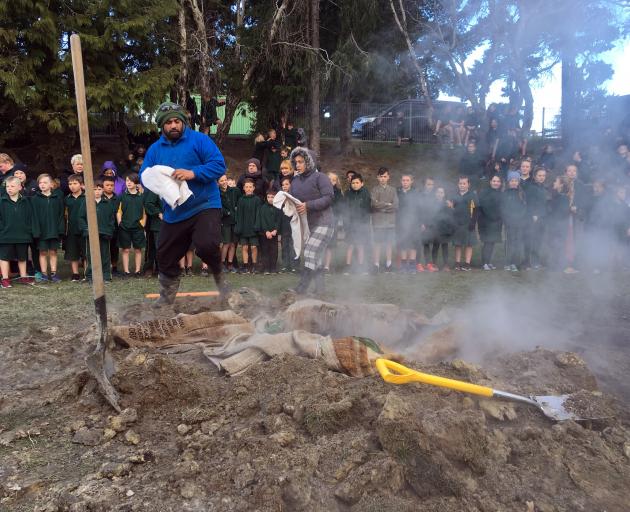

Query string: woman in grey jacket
288 147 334 294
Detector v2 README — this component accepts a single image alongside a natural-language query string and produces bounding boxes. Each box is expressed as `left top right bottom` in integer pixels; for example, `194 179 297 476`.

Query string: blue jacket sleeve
191 136 227 183
139 146 158 186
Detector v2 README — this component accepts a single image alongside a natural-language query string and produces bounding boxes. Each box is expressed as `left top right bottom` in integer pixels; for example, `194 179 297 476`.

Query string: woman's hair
0 153 14 165
70 154 83 165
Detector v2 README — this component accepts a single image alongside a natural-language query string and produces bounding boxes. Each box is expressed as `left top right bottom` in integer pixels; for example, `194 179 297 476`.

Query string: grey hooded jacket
289 147 334 228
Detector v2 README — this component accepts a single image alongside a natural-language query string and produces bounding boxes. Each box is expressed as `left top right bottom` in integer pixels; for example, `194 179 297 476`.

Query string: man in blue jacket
140 102 230 304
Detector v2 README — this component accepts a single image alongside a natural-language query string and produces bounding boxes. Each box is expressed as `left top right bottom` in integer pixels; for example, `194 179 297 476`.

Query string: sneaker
489 264 497 270
384 264 393 273
239 267 249 274
179 268 186 277
16 276 35 285
134 271 143 278
123 272 132 279
483 263 492 271
264 271 271 275
1 278 12 288
504 265 511 271
201 268 209 277
229 265 238 274
34 271 46 282
222 263 229 273
426 263 438 272
185 267 193 277
461 264 471 271
510 264 519 272
50 273 62 283
71 273 81 282
454 263 462 271
416 263 425 272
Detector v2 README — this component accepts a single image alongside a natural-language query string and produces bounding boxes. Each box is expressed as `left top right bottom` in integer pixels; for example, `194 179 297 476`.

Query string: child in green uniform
344 174 372 274
219 175 241 273
64 174 86 281
234 179 262 273
102 176 120 275
31 173 65 282
324 172 343 272
142 189 162 276
451 176 478 271
116 173 146 277
79 180 116 281
0 177 35 288
257 190 281 274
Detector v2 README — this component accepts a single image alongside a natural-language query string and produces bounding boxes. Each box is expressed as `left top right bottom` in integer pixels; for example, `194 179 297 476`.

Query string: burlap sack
110 310 254 348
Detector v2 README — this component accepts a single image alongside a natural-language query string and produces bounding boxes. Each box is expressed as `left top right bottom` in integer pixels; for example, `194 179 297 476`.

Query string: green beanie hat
155 102 188 128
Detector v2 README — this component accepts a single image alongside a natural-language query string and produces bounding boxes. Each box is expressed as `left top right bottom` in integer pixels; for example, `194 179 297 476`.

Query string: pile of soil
1 303 630 511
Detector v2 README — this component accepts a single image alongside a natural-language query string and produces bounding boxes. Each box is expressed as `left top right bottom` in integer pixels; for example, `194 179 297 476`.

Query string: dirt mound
2 339 629 511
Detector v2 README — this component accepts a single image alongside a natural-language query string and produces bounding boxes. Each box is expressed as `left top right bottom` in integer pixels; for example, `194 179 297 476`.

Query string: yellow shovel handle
375 359 494 398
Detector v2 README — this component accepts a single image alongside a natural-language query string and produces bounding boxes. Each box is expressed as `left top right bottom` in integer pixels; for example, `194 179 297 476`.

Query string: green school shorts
221 225 237 244
64 233 85 261
0 243 29 261
38 238 60 251
118 228 146 249
239 236 259 247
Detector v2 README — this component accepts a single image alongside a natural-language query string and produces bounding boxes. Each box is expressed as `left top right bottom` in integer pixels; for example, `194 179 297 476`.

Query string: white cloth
141 165 193 209
273 191 310 258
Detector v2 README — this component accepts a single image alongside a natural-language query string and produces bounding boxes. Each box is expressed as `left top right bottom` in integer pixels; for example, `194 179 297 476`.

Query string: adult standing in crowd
0 153 16 189
60 154 84 195
288 147 334 295
140 102 229 304
200 93 225 134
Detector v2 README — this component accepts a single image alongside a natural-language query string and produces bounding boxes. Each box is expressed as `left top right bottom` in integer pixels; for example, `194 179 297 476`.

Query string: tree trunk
177 1 188 104
187 0 210 99
338 85 352 155
308 0 321 156
561 54 579 147
216 94 240 148
517 78 534 135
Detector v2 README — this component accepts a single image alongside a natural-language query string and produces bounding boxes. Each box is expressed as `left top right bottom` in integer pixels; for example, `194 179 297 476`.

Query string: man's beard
164 127 183 141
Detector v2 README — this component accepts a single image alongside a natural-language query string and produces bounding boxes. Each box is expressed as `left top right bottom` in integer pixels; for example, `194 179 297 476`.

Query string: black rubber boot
154 274 181 306
311 269 325 296
291 268 313 295
213 272 232 299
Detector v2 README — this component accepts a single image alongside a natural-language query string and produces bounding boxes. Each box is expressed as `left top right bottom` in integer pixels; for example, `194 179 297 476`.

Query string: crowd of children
1 112 630 287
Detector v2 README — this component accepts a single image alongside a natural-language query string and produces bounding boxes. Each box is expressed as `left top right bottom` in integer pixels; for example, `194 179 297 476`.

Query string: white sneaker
510 264 519 272
504 265 511 271
483 264 491 271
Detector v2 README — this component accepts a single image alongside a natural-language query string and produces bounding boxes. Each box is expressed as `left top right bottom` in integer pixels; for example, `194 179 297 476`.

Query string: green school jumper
31 189 65 250
79 197 116 280
0 194 35 261
235 194 262 245
118 191 146 249
64 192 86 261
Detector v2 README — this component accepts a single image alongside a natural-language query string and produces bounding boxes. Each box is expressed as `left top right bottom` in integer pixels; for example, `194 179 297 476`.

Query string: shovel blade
534 395 580 422
86 341 121 412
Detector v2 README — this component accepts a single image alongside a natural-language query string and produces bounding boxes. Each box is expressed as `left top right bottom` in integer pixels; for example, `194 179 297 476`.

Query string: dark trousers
481 242 495 265
281 234 295 269
260 235 279 272
431 242 449 266
505 225 524 266
530 220 545 267
84 236 112 280
110 229 119 270
157 208 222 279
423 243 432 264
144 230 159 272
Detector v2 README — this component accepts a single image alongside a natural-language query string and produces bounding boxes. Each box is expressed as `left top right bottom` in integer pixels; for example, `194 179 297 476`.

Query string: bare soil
1 295 629 512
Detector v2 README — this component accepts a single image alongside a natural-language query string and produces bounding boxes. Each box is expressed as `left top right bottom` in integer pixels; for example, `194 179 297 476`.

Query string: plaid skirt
303 224 335 270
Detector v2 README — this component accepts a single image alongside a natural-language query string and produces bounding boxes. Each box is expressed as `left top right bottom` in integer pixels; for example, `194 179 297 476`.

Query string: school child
396 174 419 273
431 187 456 270
31 173 65 282
234 178 262 273
343 173 372 274
116 172 146 277
546 176 574 272
143 189 162 277
283 121 298 149
610 186 630 267
100 161 126 196
585 180 614 273
344 170 356 190
264 129 282 181
500 171 527 271
370 167 398 272
64 174 86 281
279 177 296 272
102 176 120 275
419 177 438 271
525 167 548 269
477 175 503 270
227 177 237 188
12 169 40 274
219 174 241 273
12 169 38 197
257 190 281 274
451 176 477 271
0 176 35 287
280 146 290 161
272 159 294 191
253 133 266 162
324 172 343 272
78 180 116 282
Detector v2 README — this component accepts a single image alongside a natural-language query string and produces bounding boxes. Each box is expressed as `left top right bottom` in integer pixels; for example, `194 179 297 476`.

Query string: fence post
541 107 545 139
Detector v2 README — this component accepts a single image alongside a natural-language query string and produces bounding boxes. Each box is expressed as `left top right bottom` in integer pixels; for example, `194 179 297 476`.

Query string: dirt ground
1 288 630 512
